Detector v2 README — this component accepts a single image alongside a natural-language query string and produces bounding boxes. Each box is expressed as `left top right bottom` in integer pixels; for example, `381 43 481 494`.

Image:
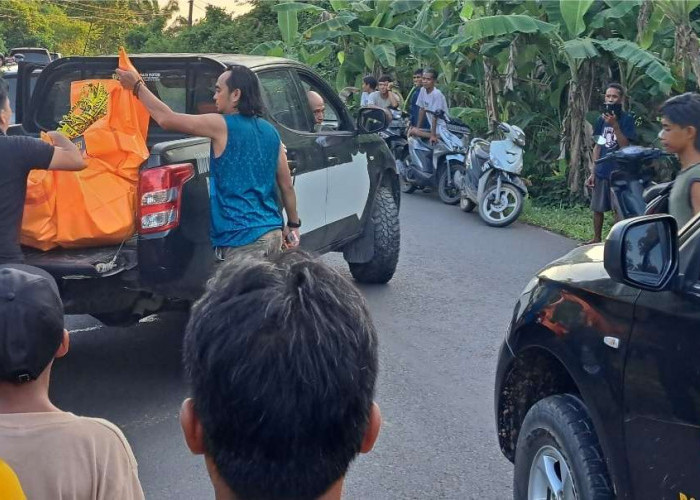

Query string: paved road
52 192 576 499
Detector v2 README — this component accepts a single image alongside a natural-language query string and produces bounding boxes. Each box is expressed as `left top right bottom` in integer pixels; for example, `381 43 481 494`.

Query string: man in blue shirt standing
116 65 300 259
586 83 637 243
403 68 425 128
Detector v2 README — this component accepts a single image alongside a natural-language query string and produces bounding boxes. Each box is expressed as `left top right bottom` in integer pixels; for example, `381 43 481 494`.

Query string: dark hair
0 78 7 110
224 65 265 117
413 68 423 76
183 251 378 500
378 75 392 83
362 75 377 90
607 82 624 96
423 67 438 80
660 92 700 150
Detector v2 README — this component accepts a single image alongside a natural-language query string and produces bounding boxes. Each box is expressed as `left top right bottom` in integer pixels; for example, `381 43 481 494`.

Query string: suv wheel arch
497 344 580 461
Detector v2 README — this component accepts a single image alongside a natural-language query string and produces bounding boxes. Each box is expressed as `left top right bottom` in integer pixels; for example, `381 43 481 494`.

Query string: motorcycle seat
643 181 673 203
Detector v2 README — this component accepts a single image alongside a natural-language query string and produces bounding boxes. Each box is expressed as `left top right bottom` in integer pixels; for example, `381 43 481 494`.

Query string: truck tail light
138 163 194 235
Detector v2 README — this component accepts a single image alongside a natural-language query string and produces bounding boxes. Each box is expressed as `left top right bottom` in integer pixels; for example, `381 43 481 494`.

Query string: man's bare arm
46 131 86 171
115 69 226 143
690 182 700 219
276 146 299 224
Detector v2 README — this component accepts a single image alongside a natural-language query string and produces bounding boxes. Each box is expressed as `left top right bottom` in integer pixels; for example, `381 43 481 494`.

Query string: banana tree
251 2 333 69
654 0 700 87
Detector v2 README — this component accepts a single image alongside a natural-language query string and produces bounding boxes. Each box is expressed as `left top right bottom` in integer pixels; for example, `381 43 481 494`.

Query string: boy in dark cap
0 264 144 499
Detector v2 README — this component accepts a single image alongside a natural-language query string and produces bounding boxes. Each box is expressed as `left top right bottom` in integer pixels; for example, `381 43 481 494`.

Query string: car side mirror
357 107 389 134
604 214 679 291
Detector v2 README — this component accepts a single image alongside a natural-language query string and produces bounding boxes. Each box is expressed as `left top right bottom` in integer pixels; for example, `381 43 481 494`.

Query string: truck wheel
513 394 613 500
348 186 400 284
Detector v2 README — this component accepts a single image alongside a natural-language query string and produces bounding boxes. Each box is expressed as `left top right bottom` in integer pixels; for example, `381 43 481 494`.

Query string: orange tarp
21 48 149 250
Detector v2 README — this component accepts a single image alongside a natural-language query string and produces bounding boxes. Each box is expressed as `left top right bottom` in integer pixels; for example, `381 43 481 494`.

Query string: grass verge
521 198 614 241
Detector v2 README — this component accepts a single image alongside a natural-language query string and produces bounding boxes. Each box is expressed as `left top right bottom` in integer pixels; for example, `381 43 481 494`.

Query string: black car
10 54 400 325
495 213 700 499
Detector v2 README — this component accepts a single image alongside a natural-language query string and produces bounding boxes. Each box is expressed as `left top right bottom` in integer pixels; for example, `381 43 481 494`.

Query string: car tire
513 394 613 500
348 186 400 284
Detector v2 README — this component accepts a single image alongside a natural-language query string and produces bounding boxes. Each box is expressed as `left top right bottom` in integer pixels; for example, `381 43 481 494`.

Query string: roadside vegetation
1 0 697 240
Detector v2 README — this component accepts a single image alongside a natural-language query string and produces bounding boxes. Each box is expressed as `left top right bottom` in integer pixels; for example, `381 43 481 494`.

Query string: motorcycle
595 145 673 219
397 110 471 205
380 108 409 173
454 122 527 227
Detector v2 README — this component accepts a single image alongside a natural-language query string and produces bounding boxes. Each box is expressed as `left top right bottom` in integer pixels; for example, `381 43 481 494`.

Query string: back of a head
0 264 64 384
225 64 266 118
183 251 378 500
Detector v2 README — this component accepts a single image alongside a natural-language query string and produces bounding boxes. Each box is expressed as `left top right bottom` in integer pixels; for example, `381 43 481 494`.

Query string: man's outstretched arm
116 69 225 140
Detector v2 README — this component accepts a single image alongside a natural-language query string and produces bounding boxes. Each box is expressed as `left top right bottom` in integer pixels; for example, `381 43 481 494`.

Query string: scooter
397 110 471 205
454 122 528 227
595 145 673 219
380 109 409 173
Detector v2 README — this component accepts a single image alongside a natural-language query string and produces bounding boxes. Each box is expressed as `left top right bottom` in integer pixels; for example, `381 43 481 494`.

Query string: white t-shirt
416 87 449 130
0 411 145 500
360 92 371 106
368 90 401 109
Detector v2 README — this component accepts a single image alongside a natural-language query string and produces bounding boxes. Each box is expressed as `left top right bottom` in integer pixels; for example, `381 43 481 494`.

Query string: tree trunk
484 59 499 133
565 60 594 197
636 0 652 43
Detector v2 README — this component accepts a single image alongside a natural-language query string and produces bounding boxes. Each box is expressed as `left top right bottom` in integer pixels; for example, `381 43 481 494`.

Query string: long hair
225 65 265 117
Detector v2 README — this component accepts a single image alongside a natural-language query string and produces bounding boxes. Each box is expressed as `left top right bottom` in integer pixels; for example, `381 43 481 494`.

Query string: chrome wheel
478 182 523 227
528 446 577 500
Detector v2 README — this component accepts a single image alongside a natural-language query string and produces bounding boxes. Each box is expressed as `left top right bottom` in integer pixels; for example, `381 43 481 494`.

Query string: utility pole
188 0 194 27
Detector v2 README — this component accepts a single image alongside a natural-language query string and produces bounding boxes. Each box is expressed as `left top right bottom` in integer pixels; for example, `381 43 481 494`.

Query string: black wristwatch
287 219 301 228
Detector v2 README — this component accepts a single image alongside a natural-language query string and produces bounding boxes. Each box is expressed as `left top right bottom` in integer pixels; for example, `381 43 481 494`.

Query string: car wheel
348 186 400 284
513 394 613 500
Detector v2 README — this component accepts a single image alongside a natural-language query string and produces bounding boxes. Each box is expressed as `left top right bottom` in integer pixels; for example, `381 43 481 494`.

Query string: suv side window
257 70 310 132
297 72 352 133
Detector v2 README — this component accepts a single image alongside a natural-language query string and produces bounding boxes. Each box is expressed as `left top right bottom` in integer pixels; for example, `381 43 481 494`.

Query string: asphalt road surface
51 192 577 499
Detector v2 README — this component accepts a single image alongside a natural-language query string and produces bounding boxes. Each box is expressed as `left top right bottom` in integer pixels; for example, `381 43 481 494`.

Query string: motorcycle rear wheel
479 182 523 227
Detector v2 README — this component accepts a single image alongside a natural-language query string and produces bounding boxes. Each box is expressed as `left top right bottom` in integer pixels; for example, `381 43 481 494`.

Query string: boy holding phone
585 83 637 243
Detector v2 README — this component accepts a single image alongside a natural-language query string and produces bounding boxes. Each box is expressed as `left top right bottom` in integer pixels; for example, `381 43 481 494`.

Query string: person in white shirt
360 75 377 107
409 68 449 145
368 75 402 110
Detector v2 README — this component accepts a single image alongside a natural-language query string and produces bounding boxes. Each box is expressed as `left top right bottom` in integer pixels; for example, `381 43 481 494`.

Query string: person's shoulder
67 416 137 462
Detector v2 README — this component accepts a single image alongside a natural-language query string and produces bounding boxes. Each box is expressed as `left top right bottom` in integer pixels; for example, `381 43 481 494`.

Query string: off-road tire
513 394 613 500
348 187 400 284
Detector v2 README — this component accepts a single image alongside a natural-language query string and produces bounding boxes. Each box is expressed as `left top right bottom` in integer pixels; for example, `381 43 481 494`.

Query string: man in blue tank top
116 64 300 259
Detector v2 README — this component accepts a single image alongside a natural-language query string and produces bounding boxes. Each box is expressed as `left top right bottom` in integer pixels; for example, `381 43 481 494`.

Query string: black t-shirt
0 134 54 264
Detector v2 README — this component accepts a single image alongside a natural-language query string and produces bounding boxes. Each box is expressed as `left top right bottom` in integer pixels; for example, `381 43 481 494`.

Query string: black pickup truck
10 54 400 325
